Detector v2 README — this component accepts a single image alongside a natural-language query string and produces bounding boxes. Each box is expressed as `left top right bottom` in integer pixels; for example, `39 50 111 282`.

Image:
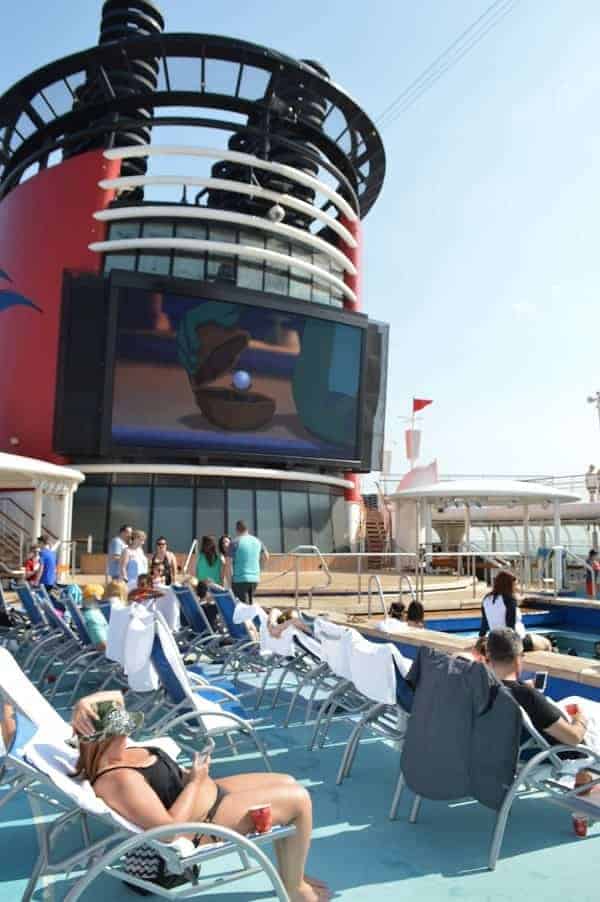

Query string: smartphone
197 737 215 763
534 671 548 692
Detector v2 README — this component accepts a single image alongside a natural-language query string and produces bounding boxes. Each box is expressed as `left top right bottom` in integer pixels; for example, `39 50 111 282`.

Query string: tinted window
256 489 282 553
152 486 194 553
281 490 310 551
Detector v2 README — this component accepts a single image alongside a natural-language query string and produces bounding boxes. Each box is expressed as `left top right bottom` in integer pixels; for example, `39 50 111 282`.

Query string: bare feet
305 874 330 891
290 879 331 901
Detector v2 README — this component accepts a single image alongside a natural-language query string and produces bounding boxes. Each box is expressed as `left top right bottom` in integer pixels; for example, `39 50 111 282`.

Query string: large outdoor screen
103 276 369 466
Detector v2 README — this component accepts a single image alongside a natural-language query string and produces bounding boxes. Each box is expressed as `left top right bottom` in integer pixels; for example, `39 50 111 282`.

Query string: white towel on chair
349 636 410 705
232 602 266 625
155 587 180 632
23 729 180 832
124 604 159 692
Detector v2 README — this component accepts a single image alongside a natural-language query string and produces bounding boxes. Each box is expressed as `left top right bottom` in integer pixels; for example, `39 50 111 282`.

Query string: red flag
413 398 433 413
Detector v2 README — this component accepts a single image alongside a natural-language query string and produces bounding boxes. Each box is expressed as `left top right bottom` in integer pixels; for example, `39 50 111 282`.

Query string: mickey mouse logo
0 269 42 313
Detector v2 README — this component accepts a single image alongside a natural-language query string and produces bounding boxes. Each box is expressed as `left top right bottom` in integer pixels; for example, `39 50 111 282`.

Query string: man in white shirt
107 525 132 580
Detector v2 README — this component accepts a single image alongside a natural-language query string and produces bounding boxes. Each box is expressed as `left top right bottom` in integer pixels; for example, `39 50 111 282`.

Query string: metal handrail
367 574 387 620
0 496 59 540
466 541 516 572
289 545 332 609
399 573 416 603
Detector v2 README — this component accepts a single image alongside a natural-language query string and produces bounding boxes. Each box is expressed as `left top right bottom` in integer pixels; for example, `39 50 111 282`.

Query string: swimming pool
426 607 600 660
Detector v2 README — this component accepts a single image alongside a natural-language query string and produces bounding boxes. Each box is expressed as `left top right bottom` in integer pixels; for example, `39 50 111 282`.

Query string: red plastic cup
248 804 272 834
566 703 579 717
572 814 588 837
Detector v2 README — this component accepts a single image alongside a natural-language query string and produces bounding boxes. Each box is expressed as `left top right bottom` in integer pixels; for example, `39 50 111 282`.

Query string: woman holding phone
72 691 330 901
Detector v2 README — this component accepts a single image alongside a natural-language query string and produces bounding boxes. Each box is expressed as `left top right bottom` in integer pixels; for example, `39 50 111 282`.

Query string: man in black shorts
485 628 587 746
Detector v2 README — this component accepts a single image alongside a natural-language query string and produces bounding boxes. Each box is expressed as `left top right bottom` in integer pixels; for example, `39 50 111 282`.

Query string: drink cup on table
248 803 272 834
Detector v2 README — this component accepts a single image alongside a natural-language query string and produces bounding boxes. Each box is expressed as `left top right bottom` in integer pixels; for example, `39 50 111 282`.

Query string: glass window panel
207 254 235 282
173 254 206 280
206 58 238 95
31 94 53 123
196 486 225 541
9 131 22 151
238 66 270 101
176 222 207 240
108 221 141 240
312 282 330 305
16 111 36 139
208 225 236 244
227 489 255 534
152 486 194 553
138 252 171 275
309 492 334 552
289 277 311 301
237 261 263 291
322 105 346 141
256 490 282 553
142 221 174 237
104 253 137 273
332 495 349 552
72 485 108 554
239 229 265 248
167 57 201 91
281 490 310 551
264 265 288 295
66 71 86 93
42 80 73 117
266 237 290 257
108 486 151 543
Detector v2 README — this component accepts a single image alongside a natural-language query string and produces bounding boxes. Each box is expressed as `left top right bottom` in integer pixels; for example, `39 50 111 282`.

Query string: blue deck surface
3 675 600 902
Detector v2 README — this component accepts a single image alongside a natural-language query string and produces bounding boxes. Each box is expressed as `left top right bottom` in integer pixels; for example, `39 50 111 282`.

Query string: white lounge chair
0 647 294 901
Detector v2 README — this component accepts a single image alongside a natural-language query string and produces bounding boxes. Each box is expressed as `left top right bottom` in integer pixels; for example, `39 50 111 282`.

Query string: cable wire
375 0 518 130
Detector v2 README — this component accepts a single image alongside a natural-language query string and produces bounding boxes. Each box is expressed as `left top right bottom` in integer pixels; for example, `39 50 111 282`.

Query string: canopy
0 452 85 494
390 478 579 506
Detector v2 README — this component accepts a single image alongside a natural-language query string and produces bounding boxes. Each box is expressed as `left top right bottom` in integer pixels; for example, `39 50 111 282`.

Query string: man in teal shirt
230 520 269 605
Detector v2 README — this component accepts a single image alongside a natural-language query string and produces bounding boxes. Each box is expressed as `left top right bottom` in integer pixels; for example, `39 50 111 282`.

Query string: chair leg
250 728 272 771
488 782 520 869
409 794 422 824
389 770 405 820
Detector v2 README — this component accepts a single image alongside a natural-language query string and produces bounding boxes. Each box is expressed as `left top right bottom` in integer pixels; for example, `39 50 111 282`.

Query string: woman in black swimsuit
72 692 330 902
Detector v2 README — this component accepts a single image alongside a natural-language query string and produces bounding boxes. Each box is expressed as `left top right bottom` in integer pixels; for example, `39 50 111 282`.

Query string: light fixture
9 436 19 446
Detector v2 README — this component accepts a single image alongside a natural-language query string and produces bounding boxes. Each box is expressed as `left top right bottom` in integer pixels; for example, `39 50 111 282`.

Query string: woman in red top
23 546 41 584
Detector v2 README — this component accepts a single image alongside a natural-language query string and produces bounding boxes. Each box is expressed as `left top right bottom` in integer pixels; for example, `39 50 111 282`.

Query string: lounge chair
390 646 600 869
0 647 294 901
145 611 273 768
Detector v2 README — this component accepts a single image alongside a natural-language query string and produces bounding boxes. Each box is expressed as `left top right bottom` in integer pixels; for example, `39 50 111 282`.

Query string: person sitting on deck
406 601 425 629
479 569 552 652
267 608 313 639
71 691 331 902
81 584 108 652
485 628 594 750
376 601 408 634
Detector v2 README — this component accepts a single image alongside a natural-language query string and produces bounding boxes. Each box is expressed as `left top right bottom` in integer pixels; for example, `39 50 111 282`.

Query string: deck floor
2 671 600 901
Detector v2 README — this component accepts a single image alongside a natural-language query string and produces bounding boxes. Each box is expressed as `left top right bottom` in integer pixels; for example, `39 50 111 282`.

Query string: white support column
31 486 43 543
424 503 433 554
523 503 530 588
58 490 72 568
552 499 563 593
553 499 561 547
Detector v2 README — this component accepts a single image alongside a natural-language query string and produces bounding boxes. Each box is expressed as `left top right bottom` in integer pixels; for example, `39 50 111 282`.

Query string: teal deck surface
2 677 600 901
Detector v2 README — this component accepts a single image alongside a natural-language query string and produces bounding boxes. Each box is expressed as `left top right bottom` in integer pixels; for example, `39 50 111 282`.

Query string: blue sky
2 0 600 477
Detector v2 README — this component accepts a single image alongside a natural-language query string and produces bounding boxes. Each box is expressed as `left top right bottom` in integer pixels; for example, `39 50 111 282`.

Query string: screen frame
101 269 370 469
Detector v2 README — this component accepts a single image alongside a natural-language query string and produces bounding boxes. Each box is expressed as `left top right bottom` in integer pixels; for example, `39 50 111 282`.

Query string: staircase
364 509 390 569
0 509 26 568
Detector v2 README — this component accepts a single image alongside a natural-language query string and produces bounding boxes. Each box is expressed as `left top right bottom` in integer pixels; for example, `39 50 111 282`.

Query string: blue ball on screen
232 369 251 391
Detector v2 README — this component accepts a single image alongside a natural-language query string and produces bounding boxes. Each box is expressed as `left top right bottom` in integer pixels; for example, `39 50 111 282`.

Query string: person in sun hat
71 689 330 901
81 584 108 651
